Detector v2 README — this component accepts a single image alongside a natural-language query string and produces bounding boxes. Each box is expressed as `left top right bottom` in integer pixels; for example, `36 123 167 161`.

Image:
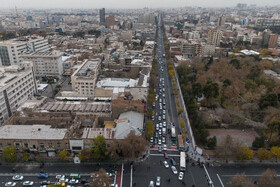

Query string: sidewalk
115 168 122 187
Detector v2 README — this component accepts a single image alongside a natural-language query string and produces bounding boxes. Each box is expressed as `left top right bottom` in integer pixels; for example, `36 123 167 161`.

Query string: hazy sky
1 0 279 9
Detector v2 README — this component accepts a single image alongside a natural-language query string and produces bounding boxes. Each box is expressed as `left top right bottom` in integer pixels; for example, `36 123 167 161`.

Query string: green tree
203 81 219 105
207 136 217 149
192 82 203 98
78 148 92 161
230 59 241 69
252 136 265 149
22 152 29 162
245 79 258 90
257 148 272 161
147 109 154 118
145 120 154 139
59 150 68 161
236 146 254 161
223 79 231 87
177 108 184 115
267 121 280 141
259 93 279 109
92 135 107 160
3 146 16 162
271 147 280 162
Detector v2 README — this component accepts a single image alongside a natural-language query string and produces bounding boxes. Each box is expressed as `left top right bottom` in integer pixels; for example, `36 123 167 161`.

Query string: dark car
38 173 48 179
40 181 51 185
170 158 176 166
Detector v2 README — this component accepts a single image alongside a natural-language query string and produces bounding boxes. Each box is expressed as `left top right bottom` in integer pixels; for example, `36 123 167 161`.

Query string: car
23 181 34 186
163 161 169 168
5 182 17 187
178 172 184 180
59 177 69 183
163 110 166 114
155 132 158 138
156 176 160 186
162 137 166 143
156 124 159 131
162 128 166 135
149 181 154 187
150 137 154 143
164 152 168 159
69 178 79 184
56 175 63 180
158 129 162 135
40 181 51 185
163 121 166 127
158 139 162 145
163 144 167 151
171 166 178 174
158 116 161 121
170 158 176 166
159 123 162 128
158 146 162 152
162 115 166 120
38 173 49 179
12 175 24 181
81 179 89 184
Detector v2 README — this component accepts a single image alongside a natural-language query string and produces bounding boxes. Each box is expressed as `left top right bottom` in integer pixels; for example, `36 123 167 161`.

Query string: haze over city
1 0 280 9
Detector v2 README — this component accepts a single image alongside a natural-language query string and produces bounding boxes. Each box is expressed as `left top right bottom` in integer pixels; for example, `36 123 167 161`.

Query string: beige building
207 29 222 46
22 51 64 78
0 125 68 155
71 59 101 97
0 63 37 125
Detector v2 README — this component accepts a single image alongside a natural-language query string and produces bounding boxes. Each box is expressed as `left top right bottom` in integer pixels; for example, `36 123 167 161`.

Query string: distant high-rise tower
218 16 226 27
99 8 105 25
106 15 115 28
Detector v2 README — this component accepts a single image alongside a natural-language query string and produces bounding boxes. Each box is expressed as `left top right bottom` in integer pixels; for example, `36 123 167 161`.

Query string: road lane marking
121 162 124 187
150 153 180 157
221 174 280 177
217 174 224 187
130 165 133 187
203 164 214 187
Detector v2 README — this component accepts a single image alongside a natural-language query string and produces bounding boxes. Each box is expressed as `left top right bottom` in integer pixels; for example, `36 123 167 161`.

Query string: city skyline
1 0 280 9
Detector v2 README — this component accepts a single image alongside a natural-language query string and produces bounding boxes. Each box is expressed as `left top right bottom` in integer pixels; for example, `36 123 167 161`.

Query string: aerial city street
0 0 280 186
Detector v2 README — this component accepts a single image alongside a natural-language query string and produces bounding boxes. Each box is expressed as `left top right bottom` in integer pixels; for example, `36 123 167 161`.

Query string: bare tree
91 168 112 187
258 169 280 187
216 135 242 162
228 173 255 187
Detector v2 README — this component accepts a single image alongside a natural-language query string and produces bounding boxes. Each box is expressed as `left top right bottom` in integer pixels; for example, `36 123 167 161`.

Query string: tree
192 82 203 98
22 152 29 162
145 120 154 139
252 136 265 149
267 121 280 141
258 169 280 187
271 147 280 162
203 81 219 105
3 146 16 162
228 173 255 187
207 136 217 149
92 168 112 187
259 93 279 109
59 150 68 161
180 119 185 129
236 146 254 161
216 135 241 162
168 69 175 78
78 148 92 161
120 131 147 159
177 108 184 115
147 109 154 118
257 148 272 161
92 135 107 160
230 59 241 69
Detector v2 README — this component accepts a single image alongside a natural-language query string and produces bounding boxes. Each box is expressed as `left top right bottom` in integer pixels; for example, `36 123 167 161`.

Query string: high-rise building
181 41 201 58
218 16 226 27
21 51 64 78
0 62 37 125
106 15 115 28
207 29 222 46
0 37 49 66
99 8 105 25
268 34 279 48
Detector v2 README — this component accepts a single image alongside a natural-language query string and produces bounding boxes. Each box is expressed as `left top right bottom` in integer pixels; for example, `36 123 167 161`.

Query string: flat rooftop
22 50 63 58
0 125 67 140
74 60 100 77
0 66 30 89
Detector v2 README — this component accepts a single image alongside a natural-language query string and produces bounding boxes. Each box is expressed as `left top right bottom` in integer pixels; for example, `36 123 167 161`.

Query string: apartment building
181 41 201 58
71 59 101 97
0 37 49 66
21 51 63 78
207 29 222 46
0 62 37 125
256 18 280 27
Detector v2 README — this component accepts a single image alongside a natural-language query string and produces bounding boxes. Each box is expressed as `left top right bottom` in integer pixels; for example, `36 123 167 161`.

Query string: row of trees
229 169 280 187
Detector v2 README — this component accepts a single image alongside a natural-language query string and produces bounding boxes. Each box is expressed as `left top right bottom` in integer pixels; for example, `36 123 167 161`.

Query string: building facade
207 29 222 46
0 63 37 125
99 8 105 25
22 51 63 78
106 15 115 28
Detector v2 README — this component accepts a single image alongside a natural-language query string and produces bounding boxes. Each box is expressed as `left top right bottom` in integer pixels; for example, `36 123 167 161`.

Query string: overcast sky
0 0 279 9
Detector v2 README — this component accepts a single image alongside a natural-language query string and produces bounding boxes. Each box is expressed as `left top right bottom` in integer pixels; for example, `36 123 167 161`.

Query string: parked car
158 139 162 145
178 172 184 180
158 146 162 153
5 182 17 187
156 176 161 186
23 181 34 186
150 137 154 143
69 178 79 184
171 166 178 174
12 175 24 181
149 181 154 187
163 161 169 168
163 144 167 151
170 158 176 166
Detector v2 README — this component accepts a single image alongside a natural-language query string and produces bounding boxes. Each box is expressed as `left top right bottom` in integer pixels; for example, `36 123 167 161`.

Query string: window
0 143 2 150
24 143 28 148
48 142 52 147
40 143 44 149
57 142 61 148
15 143 20 150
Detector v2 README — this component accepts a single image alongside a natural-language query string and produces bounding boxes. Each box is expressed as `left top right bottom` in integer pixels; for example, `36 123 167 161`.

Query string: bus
178 135 184 151
180 152 186 171
70 173 81 179
171 126 176 141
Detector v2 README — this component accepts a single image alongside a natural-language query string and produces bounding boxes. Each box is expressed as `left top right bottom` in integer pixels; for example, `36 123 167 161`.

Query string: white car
178 172 184 180
69 178 79 184
171 166 178 174
56 175 64 180
158 139 162 145
159 123 162 128
163 121 166 127
5 182 17 187
163 161 169 168
156 176 160 186
23 181 34 186
162 137 166 143
59 177 69 183
149 181 154 187
163 144 167 150
12 175 24 181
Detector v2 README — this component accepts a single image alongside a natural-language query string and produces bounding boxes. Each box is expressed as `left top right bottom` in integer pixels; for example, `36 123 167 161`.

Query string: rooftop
96 78 137 88
0 125 67 140
74 59 100 78
0 66 31 89
22 50 63 58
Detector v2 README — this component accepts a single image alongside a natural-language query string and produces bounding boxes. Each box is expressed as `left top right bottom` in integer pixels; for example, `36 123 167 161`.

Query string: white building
0 62 37 125
0 37 49 66
71 59 101 97
21 51 63 78
207 29 222 46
